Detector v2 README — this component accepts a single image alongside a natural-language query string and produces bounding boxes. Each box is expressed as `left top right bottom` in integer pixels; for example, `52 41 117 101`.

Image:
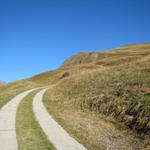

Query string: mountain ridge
61 42 150 67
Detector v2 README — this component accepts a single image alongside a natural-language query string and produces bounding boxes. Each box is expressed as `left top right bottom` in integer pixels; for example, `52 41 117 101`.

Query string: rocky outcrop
61 51 105 67
61 42 150 68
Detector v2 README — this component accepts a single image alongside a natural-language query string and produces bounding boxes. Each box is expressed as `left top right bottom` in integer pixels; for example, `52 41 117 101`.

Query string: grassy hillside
58 43 150 131
53 43 150 134
0 42 150 149
44 42 150 149
49 54 150 134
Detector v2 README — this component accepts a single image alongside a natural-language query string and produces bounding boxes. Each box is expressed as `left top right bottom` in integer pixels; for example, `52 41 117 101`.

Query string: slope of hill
51 51 150 134
58 42 150 135
45 42 150 149
0 42 150 149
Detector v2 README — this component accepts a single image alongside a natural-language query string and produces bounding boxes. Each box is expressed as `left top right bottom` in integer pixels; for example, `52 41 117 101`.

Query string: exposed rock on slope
61 42 150 67
61 52 104 67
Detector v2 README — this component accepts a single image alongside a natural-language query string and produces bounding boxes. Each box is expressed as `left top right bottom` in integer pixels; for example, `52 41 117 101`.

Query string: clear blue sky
0 0 150 82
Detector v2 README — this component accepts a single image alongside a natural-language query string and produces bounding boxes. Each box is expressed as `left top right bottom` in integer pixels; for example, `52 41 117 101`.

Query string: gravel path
0 88 38 150
33 88 87 150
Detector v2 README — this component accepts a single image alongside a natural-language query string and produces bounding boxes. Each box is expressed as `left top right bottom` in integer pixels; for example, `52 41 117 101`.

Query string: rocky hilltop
62 42 150 67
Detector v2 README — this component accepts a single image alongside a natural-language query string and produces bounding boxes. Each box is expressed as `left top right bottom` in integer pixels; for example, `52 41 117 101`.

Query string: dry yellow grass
0 42 149 149
44 92 141 150
43 43 150 149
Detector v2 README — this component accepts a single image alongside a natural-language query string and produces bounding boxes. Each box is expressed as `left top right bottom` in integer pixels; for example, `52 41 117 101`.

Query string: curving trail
0 88 38 150
33 88 87 150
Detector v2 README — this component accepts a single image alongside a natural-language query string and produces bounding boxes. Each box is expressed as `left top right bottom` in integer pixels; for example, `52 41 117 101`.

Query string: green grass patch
16 91 55 150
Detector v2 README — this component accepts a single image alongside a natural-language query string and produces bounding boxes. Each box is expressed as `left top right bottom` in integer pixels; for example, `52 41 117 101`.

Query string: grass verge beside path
43 97 98 150
16 90 55 150
43 91 140 150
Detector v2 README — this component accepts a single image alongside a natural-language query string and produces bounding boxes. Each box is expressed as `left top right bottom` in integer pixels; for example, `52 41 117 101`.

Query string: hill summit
61 42 150 67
